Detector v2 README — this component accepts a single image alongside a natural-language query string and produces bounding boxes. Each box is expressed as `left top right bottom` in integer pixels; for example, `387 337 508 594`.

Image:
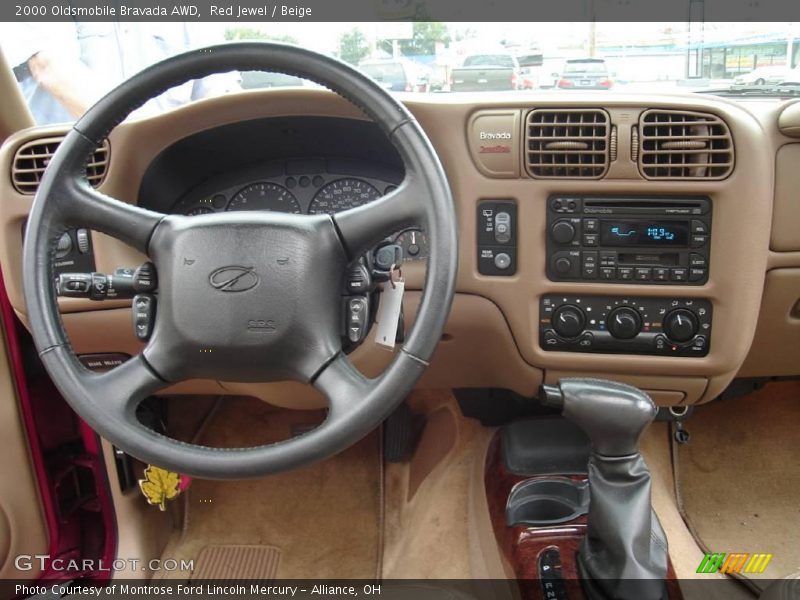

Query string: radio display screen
599 220 689 247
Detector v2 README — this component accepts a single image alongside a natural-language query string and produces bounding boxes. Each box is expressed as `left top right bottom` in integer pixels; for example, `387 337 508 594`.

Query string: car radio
546 196 711 285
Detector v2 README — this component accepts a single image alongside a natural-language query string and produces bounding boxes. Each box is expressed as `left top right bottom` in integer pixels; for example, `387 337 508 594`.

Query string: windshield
3 21 798 125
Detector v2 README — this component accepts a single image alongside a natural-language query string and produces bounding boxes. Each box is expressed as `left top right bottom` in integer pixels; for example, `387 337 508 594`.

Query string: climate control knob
551 220 576 244
552 305 586 339
663 309 698 343
606 307 642 340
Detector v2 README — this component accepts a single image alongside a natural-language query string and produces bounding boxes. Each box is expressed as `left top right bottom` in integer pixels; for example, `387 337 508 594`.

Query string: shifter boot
541 379 669 600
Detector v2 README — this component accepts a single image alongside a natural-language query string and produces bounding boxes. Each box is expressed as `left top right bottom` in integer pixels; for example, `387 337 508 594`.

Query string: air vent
525 109 610 179
12 137 109 194
638 110 733 180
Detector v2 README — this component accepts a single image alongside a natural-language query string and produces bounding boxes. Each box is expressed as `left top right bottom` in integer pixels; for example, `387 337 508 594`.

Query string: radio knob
607 307 642 340
552 305 586 339
551 220 576 244
554 257 573 274
663 309 698 343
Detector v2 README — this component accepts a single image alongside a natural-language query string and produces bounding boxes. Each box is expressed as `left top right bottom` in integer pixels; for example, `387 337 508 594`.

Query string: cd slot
583 198 708 216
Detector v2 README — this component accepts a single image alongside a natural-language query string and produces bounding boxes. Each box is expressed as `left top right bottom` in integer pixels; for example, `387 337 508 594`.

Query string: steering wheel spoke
312 353 371 416
60 177 165 254
332 178 425 260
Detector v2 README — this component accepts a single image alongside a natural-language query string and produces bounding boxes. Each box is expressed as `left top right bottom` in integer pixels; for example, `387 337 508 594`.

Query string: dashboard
0 88 797 410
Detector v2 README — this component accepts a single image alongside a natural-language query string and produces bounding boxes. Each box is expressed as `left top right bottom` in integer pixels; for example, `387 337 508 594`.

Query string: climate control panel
539 295 712 357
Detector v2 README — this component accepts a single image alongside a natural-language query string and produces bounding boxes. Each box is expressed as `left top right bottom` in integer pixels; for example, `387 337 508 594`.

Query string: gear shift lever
541 379 668 600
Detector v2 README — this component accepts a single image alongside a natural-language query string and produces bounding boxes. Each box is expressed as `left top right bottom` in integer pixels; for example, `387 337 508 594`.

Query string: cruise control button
671 268 688 282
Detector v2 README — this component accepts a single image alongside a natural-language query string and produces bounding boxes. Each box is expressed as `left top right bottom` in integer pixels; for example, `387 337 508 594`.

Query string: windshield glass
2 21 798 125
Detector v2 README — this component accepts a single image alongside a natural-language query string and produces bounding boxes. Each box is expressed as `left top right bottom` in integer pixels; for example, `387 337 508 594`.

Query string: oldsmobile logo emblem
208 266 259 293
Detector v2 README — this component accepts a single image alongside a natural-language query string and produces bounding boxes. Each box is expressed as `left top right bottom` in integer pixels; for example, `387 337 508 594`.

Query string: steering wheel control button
494 252 512 270
347 262 372 293
133 262 158 293
541 295 712 357
478 200 517 276
344 297 369 344
132 295 156 342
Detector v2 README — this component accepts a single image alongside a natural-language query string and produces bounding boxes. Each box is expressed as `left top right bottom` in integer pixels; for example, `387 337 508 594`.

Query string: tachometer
308 178 381 214
227 183 301 213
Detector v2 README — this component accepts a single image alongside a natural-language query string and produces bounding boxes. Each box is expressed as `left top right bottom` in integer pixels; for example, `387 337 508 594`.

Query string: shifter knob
540 379 656 456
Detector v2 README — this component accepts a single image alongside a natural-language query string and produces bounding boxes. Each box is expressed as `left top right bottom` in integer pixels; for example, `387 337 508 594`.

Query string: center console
540 195 713 358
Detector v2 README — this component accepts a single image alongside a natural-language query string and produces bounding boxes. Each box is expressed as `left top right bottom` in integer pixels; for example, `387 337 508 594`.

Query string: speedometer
227 183 301 213
308 178 381 214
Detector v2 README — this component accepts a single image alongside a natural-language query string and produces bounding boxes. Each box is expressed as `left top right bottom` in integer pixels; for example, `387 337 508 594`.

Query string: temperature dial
552 305 586 339
606 307 642 340
663 309 699 343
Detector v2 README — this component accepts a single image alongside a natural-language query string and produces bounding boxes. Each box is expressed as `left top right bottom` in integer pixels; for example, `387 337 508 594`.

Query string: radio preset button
653 268 669 281
670 268 688 282
617 267 634 280
600 267 616 280
635 267 652 281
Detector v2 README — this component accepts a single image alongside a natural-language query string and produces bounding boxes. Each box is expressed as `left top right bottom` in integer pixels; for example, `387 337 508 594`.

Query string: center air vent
525 109 610 179
638 110 733 180
12 137 109 194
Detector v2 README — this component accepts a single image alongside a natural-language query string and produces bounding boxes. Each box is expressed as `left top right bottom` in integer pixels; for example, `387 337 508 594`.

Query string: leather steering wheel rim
21 43 458 479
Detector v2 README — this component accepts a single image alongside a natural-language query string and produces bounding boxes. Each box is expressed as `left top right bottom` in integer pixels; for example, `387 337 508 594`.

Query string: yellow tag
138 465 183 511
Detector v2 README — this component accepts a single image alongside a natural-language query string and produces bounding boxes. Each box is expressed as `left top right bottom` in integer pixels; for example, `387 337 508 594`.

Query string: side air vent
638 110 733 180
525 109 610 179
12 137 109 194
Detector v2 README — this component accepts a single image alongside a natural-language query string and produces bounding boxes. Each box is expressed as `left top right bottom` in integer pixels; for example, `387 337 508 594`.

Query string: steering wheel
22 43 457 479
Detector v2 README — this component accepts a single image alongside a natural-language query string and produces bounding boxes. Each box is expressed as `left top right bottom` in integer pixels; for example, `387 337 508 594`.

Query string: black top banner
2 0 800 22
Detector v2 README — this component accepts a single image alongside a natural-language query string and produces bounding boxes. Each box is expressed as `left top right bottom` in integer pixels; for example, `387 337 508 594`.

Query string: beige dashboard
1 89 798 407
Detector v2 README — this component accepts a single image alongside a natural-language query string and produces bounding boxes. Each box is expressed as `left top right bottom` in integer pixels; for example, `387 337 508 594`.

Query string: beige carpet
155 396 381 580
675 381 800 589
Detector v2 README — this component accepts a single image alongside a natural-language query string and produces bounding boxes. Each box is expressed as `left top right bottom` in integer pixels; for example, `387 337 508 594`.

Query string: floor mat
191 545 281 580
674 381 800 588
156 396 381 580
